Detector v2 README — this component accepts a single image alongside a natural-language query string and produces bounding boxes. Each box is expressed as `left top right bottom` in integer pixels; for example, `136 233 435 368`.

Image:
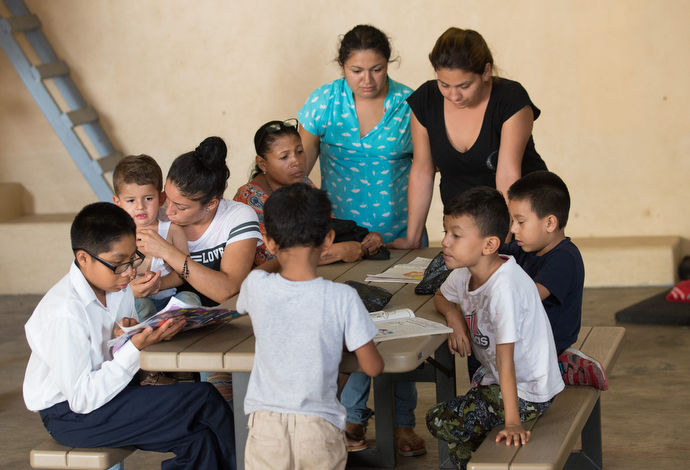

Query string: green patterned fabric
426 385 553 469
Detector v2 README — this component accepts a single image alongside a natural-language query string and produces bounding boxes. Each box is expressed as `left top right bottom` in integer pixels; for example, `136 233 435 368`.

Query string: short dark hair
507 171 570 229
263 183 332 249
429 27 494 75
337 24 394 65
113 154 163 195
71 202 136 256
444 186 509 241
167 136 230 206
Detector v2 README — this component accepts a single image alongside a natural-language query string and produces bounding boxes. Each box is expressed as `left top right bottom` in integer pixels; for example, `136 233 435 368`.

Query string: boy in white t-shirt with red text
427 187 564 470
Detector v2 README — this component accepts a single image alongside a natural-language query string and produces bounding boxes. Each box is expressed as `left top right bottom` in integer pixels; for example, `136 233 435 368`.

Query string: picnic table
139 247 457 469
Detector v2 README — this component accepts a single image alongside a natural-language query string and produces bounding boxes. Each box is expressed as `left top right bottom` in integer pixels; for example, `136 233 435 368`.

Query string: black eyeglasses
75 249 145 274
255 118 299 154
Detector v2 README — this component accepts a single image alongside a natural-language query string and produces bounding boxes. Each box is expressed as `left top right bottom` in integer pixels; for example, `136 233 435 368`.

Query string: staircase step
64 107 99 127
574 236 682 287
32 60 70 80
3 14 41 33
97 151 124 173
0 183 25 222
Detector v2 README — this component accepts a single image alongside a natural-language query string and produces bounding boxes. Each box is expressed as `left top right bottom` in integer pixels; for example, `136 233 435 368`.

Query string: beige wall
1 0 688 245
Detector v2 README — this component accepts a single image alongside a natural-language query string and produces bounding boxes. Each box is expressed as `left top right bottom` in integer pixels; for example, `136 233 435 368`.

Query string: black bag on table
415 251 452 295
345 280 393 312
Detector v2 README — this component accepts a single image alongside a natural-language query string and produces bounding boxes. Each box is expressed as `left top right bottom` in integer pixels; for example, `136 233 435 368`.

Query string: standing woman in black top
389 28 546 250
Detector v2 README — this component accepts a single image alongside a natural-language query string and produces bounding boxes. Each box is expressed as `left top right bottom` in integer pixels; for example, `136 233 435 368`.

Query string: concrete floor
1 286 688 469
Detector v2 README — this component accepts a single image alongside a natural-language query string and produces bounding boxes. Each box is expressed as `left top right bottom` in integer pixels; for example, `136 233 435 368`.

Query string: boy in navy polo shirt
503 171 607 390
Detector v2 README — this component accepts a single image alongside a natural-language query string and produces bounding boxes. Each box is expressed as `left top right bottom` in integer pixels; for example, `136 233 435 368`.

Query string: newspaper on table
370 308 453 342
364 257 432 284
108 296 245 352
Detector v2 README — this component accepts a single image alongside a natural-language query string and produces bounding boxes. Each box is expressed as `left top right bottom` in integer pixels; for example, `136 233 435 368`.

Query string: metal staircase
0 0 121 201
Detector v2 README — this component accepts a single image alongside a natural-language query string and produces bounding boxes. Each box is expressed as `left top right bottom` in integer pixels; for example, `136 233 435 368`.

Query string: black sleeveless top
407 78 547 205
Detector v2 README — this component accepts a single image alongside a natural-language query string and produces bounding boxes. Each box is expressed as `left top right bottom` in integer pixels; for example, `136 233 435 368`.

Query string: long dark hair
167 136 230 206
429 27 494 75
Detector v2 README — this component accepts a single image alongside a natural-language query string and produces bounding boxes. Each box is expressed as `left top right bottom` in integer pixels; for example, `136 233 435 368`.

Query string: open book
370 308 453 342
109 297 245 352
365 257 432 284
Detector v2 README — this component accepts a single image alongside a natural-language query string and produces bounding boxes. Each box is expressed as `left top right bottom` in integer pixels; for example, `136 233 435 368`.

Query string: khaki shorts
245 410 347 470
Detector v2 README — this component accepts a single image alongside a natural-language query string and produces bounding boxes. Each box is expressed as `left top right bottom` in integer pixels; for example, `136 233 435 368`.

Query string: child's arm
495 342 530 445
535 283 551 301
354 340 384 377
434 290 472 357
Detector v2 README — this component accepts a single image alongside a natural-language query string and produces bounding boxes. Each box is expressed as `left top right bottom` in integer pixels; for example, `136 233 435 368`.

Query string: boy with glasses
23 202 237 470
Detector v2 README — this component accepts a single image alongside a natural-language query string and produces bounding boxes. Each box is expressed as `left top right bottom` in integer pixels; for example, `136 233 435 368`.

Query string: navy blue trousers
40 381 236 470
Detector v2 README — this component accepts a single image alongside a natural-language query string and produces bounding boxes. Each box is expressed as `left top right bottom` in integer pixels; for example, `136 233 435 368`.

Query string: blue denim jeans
134 291 202 322
340 373 418 428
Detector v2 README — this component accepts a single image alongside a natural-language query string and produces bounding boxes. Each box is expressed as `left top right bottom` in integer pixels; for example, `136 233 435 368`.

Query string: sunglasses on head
256 118 299 153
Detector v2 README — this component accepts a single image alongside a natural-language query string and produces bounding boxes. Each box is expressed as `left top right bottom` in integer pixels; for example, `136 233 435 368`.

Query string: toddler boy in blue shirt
503 170 607 389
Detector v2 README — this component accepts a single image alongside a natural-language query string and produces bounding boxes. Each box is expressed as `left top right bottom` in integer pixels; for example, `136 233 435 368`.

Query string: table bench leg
433 343 457 469
346 342 457 469
346 373 397 468
564 397 603 470
232 372 250 470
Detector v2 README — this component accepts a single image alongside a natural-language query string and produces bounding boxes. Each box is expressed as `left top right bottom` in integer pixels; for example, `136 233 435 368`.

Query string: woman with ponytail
136 136 263 307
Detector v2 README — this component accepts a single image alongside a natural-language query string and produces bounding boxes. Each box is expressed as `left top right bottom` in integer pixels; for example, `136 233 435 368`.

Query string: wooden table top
139 247 451 374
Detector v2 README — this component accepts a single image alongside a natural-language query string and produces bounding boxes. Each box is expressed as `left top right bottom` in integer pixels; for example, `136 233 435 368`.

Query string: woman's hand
320 241 365 264
129 271 161 299
136 228 173 261
361 231 383 257
386 236 422 250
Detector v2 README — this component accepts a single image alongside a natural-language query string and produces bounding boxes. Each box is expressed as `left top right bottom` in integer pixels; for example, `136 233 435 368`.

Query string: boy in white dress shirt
23 202 236 470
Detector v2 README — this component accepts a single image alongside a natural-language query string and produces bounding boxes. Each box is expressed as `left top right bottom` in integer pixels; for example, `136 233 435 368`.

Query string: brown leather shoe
140 372 177 386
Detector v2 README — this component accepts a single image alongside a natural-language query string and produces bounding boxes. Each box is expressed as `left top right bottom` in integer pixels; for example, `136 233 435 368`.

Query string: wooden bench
466 325 626 470
30 438 135 469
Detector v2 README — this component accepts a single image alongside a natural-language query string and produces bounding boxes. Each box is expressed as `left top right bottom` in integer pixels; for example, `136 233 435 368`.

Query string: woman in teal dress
298 24 424 456
298 25 413 245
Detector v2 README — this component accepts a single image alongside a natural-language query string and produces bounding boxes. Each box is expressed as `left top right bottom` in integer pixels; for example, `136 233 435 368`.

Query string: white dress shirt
23 263 140 414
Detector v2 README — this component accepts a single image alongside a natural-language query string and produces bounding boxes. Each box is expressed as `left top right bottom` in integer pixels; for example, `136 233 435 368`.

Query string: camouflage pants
426 385 553 470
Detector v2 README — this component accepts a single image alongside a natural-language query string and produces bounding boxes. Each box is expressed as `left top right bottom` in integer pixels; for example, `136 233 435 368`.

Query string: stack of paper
365 257 432 284
369 308 453 342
